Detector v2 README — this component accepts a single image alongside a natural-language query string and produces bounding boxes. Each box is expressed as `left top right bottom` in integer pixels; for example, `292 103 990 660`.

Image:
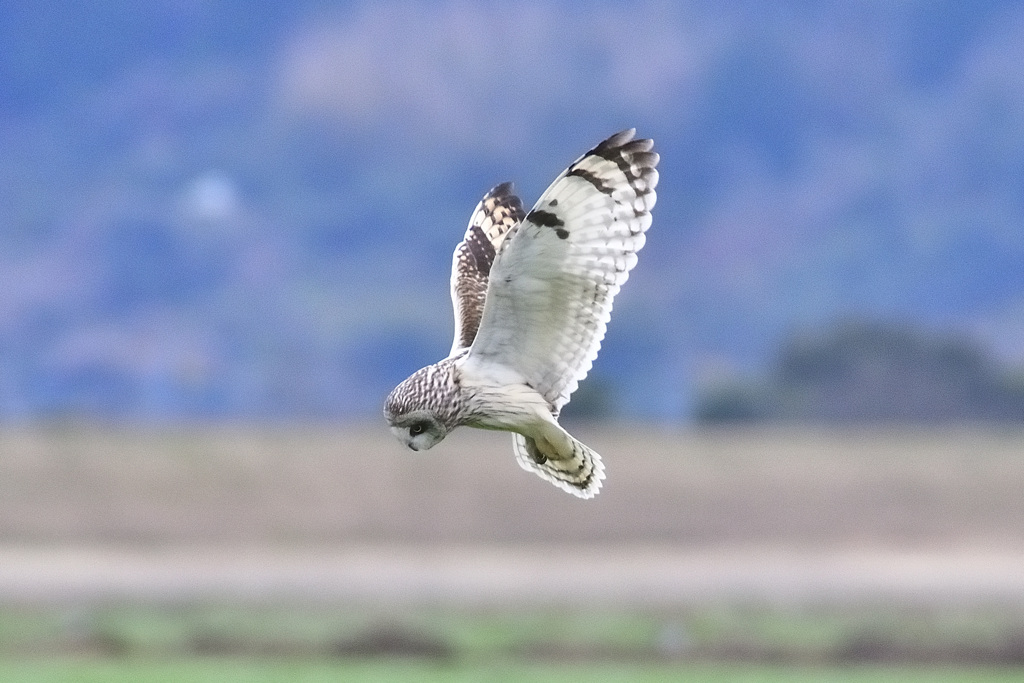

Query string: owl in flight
385 130 659 498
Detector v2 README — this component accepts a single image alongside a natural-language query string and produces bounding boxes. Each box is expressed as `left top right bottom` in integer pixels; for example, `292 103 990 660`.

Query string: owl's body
385 130 659 498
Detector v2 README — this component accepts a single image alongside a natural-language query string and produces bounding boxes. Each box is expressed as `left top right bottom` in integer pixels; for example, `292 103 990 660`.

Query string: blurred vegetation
695 320 1024 424
1 602 1023 679
5 660 1023 683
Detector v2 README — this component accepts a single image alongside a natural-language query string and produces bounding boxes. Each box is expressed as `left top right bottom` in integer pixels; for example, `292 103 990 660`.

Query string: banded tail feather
512 431 605 499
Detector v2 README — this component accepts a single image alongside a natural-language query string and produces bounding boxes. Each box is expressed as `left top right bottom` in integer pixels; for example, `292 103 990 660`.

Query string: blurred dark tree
692 382 766 424
695 320 1024 424
560 375 616 423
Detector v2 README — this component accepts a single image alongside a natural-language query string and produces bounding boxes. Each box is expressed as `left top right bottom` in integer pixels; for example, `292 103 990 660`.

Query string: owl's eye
409 422 428 436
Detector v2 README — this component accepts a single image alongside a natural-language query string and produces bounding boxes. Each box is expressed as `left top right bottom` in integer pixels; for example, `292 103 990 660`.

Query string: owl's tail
512 430 605 499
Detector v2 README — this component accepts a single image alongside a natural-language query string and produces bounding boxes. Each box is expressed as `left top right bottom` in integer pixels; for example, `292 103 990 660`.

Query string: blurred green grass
1 603 1022 679
1 660 1022 683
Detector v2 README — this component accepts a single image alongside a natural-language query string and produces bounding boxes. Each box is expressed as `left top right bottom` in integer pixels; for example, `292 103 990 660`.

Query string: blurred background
2 0 1024 679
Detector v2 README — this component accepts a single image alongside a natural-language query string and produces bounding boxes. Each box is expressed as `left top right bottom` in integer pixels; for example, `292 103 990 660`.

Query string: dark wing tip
593 128 638 154
481 182 526 225
488 181 516 197
587 129 656 171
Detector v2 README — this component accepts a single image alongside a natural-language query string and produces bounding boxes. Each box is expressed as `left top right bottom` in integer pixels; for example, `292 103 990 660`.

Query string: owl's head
383 364 454 451
386 409 447 451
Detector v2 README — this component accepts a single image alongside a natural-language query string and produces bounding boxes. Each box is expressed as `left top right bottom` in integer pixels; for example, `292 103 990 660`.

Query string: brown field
1 423 1022 547
1 424 1023 607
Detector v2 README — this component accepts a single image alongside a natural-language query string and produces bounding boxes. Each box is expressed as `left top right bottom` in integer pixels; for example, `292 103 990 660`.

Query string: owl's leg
521 413 575 462
517 435 547 464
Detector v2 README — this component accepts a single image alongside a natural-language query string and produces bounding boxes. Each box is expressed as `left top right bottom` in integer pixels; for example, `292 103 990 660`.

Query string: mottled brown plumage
449 182 525 355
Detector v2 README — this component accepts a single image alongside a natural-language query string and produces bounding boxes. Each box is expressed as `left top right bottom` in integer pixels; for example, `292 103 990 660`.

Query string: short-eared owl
385 130 659 498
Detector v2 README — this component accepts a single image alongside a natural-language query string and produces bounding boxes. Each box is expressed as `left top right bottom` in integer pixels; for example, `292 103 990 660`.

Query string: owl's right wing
466 130 659 411
448 182 525 357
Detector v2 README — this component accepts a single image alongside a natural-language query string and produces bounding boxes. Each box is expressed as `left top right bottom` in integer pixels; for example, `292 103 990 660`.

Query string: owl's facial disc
389 410 446 451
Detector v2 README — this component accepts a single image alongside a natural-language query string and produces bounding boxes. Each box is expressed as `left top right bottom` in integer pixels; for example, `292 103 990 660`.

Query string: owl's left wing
448 182 525 357
466 130 659 411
